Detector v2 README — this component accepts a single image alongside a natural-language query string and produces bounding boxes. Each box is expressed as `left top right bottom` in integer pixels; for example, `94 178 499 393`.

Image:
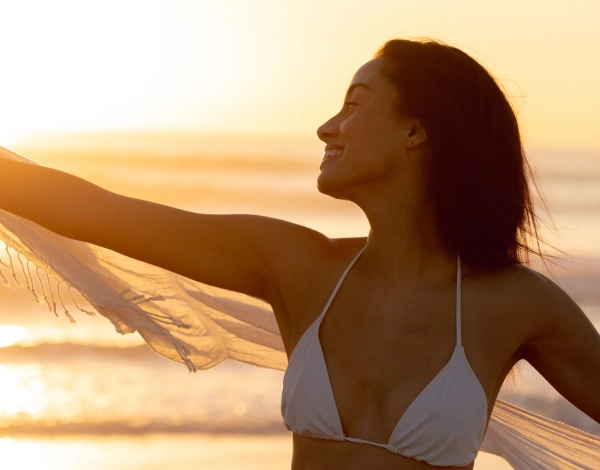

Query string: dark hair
374 38 558 269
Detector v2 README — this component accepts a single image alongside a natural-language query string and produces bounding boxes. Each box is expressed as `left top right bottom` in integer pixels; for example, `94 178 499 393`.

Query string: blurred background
1 1 599 468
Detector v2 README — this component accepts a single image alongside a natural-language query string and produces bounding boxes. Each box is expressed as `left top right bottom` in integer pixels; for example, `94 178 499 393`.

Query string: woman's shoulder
477 261 589 345
267 230 367 343
276 233 367 295
498 262 579 312
458 260 587 366
464 259 561 294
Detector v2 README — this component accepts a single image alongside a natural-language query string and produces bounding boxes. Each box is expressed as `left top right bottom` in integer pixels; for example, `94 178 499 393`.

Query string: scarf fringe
1 241 199 371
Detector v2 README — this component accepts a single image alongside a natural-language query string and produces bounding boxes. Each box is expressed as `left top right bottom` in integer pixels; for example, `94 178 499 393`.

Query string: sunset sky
1 0 599 150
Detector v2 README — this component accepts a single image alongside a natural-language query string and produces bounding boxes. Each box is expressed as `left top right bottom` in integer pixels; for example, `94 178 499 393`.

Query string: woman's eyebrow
345 82 374 98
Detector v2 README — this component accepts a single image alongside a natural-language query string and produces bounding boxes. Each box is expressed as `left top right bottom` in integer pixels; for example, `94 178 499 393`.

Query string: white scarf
1 146 599 469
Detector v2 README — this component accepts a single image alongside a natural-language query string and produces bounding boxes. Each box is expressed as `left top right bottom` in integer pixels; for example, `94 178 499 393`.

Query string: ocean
1 135 599 469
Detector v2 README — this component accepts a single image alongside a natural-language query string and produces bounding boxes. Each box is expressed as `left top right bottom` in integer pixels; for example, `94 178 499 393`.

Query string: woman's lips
321 148 344 161
320 149 343 170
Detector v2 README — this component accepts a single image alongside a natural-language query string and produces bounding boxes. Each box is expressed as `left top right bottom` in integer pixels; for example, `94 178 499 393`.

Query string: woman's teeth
322 148 344 160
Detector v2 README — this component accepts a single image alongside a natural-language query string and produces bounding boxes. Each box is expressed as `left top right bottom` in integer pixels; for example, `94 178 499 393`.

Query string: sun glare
0 325 27 348
0 364 48 416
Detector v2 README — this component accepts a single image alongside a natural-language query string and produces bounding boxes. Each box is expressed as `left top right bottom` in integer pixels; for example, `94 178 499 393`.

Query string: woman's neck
357 196 458 285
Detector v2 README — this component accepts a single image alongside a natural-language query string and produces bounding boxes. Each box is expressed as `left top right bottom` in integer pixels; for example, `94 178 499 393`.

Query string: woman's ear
405 119 428 148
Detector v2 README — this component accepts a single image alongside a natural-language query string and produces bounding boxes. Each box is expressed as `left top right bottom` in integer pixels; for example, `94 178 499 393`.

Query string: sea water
1 138 599 469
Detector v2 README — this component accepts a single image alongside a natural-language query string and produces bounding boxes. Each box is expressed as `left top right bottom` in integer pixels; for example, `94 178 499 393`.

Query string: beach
1 136 599 469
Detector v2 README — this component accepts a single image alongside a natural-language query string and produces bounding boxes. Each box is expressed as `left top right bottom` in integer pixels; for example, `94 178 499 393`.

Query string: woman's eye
344 101 357 112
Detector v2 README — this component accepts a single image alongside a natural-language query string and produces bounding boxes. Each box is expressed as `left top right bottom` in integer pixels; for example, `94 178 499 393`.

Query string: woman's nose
317 114 340 143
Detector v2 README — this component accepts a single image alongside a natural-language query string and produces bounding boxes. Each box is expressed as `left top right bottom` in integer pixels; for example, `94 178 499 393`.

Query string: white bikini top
281 247 488 467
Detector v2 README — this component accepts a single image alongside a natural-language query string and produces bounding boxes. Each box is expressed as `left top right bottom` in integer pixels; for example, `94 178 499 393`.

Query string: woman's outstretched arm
0 159 331 315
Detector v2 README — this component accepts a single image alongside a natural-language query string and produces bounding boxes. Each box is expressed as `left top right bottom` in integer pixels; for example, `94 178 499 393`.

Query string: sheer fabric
1 146 599 469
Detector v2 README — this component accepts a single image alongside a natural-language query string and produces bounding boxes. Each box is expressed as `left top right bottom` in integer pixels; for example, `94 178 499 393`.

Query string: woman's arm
520 272 600 424
0 159 331 310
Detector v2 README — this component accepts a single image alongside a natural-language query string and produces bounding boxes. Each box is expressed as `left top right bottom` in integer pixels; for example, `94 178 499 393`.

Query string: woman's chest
291 266 533 440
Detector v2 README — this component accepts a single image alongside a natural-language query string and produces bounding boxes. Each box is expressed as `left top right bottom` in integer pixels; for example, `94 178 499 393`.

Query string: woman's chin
316 172 350 199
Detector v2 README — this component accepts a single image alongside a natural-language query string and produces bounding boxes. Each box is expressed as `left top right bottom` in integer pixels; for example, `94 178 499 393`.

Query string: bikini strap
456 254 462 347
318 246 366 319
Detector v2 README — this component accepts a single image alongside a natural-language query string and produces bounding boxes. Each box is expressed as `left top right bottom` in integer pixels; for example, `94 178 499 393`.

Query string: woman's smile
320 146 345 170
322 148 344 160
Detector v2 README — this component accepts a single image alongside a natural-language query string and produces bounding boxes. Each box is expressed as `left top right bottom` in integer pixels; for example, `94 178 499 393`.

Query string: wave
2 393 597 437
0 420 287 436
0 343 160 361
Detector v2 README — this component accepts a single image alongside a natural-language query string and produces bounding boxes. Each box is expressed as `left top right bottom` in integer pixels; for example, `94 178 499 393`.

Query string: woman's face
316 57 413 201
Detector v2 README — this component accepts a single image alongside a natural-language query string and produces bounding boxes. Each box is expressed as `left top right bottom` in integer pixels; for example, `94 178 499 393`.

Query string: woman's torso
269 237 545 470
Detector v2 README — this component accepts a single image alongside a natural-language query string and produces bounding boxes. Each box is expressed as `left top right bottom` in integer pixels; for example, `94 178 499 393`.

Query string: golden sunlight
0 0 236 143
0 325 27 347
2 1 600 147
0 364 48 416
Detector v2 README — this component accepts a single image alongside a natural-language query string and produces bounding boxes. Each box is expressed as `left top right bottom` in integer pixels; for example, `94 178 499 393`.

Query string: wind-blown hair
375 38 556 268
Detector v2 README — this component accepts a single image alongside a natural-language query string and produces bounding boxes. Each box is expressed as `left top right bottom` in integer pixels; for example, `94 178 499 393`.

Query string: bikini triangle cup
281 247 488 467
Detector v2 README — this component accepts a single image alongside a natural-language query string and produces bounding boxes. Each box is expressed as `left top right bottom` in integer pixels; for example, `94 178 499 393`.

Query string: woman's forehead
348 57 397 99
351 57 386 84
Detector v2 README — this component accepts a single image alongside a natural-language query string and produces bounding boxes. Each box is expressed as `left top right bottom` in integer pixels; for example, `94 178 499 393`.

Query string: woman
1 38 599 469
